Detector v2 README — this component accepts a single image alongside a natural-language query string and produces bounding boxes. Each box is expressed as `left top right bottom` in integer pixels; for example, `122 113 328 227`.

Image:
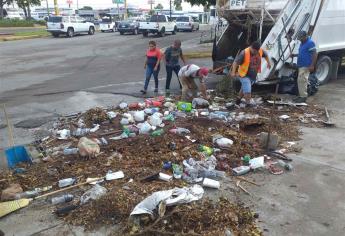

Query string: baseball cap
198 67 209 77
297 30 307 39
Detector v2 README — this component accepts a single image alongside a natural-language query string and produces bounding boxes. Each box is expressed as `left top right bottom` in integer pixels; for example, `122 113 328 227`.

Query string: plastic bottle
73 128 90 136
163 114 175 121
242 154 251 165
209 112 228 121
198 145 213 156
151 129 164 137
51 194 74 205
63 148 79 155
199 169 226 179
278 160 293 171
58 178 76 188
169 127 191 135
177 101 192 112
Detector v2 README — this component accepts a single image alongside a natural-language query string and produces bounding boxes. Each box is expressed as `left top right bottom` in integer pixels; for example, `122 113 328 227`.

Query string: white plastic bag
138 122 152 134
148 113 163 127
192 98 210 108
80 184 107 204
133 110 145 122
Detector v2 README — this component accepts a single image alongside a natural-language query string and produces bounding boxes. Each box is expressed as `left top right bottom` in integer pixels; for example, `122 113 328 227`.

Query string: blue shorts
239 77 255 94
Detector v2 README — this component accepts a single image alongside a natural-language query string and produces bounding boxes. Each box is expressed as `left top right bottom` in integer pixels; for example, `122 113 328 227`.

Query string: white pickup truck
139 15 177 37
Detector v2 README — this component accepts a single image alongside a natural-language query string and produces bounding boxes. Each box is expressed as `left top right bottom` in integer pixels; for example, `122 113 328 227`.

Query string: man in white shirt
178 64 209 101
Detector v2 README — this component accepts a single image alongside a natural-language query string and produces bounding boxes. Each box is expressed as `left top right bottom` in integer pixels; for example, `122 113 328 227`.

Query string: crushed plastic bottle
199 169 226 179
192 97 209 108
169 127 191 135
63 148 79 155
172 164 183 179
58 177 76 188
73 128 90 137
278 160 293 171
151 129 164 137
51 194 74 205
209 112 228 121
163 114 175 122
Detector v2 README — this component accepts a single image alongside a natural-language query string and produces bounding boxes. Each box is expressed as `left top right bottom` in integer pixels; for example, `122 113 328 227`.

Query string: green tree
185 0 216 7
154 3 163 10
80 6 92 10
148 9 155 15
16 0 41 19
174 0 182 11
0 0 13 18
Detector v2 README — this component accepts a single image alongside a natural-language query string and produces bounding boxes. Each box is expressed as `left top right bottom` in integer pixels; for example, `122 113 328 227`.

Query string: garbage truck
215 0 345 85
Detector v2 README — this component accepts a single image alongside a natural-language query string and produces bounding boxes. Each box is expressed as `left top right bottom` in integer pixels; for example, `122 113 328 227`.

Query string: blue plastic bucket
5 146 32 169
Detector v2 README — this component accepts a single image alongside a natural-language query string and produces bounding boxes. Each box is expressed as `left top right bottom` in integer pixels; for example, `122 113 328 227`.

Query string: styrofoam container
106 171 125 181
159 173 173 182
202 178 220 189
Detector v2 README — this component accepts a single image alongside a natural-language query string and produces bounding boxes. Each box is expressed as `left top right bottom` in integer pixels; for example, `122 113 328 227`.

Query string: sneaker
140 90 146 94
154 88 158 93
293 97 307 103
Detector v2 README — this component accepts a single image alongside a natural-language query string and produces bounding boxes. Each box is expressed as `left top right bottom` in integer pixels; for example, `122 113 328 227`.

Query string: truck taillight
60 23 64 29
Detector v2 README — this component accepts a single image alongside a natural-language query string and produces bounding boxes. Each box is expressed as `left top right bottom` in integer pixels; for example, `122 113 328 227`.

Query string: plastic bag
138 122 152 134
133 110 145 122
212 134 233 148
107 111 117 119
119 102 128 109
192 98 210 108
77 137 100 157
80 184 107 204
148 113 163 127
123 113 134 123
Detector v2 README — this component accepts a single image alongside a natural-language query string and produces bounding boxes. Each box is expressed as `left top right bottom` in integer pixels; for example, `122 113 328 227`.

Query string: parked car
46 15 95 38
99 13 117 32
176 16 199 32
139 14 177 37
118 19 140 35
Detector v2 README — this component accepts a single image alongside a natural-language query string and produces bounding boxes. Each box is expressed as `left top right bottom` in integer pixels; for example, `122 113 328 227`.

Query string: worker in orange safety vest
231 41 271 106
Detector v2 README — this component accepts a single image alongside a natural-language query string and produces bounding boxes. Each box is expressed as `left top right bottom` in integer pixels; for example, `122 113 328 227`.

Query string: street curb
0 35 48 42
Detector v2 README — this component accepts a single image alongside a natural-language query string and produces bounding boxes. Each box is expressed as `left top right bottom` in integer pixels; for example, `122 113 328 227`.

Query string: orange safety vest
238 47 263 77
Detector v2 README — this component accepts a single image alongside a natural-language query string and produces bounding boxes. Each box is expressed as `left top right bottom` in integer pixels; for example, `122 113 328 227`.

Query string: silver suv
47 15 95 38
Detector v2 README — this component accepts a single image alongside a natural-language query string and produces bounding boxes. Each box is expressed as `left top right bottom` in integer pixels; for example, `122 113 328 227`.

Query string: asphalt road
0 29 204 107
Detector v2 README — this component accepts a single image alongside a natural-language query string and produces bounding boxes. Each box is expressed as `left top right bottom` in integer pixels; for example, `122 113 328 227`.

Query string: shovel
322 107 335 127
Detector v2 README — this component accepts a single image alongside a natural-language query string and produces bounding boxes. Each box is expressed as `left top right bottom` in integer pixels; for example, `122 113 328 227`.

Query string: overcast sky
41 0 204 11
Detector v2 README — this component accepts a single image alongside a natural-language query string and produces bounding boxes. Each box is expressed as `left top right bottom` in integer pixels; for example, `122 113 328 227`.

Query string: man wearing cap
291 30 317 103
178 64 209 101
231 41 271 106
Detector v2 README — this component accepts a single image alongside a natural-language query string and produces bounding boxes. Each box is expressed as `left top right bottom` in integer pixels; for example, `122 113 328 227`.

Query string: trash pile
0 93 326 234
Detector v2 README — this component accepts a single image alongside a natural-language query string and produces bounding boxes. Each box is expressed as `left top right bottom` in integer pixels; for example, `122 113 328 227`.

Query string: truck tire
88 26 95 35
172 26 177 35
133 28 138 35
143 31 148 37
67 28 74 38
159 27 165 37
315 55 332 85
120 31 124 35
52 33 59 38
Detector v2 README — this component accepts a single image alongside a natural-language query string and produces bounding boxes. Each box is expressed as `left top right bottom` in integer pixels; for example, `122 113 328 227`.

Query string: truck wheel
172 26 177 35
88 26 95 35
120 31 124 35
67 28 74 38
315 55 332 85
159 27 165 37
133 28 138 35
143 31 148 37
52 33 59 38
101 30 105 33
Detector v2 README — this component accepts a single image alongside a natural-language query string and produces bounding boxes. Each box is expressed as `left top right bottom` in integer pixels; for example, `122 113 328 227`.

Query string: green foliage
174 0 182 11
154 3 163 10
185 0 216 7
148 9 155 16
0 18 44 27
16 0 41 7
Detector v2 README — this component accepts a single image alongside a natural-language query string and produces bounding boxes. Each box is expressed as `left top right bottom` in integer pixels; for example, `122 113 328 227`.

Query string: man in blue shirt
292 31 317 103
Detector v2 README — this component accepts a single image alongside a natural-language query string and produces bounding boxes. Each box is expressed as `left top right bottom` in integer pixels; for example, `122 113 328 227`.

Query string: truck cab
139 14 177 37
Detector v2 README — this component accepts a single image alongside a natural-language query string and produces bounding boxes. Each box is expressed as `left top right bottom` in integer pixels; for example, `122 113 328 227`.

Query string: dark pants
144 65 160 90
165 65 182 90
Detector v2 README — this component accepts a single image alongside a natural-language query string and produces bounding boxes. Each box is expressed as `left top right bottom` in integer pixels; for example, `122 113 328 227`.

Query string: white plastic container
202 178 220 189
159 173 173 182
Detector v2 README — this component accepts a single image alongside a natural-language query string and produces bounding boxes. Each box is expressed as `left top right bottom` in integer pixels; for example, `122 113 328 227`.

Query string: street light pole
124 0 127 19
45 0 49 16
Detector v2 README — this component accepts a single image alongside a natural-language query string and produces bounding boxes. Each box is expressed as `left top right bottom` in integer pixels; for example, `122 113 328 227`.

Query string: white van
4 8 24 19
